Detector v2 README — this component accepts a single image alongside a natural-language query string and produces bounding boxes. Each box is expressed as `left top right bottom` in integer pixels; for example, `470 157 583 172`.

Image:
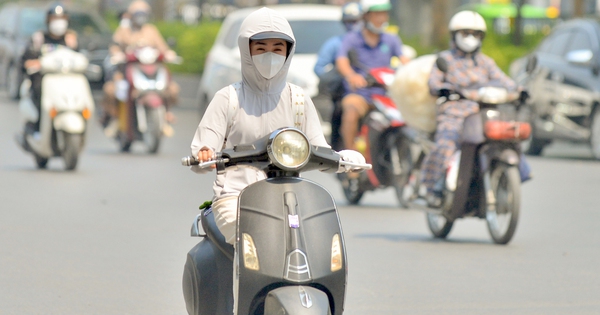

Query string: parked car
510 18 600 159
0 2 112 98
196 4 347 136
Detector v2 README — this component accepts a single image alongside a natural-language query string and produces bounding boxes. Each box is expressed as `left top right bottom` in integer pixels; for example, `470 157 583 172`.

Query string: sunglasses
457 30 484 39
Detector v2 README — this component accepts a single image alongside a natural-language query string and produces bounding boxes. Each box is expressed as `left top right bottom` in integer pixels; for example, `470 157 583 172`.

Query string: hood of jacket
238 7 296 95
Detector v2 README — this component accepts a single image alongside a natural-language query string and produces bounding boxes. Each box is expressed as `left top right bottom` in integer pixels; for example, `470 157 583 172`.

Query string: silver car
196 4 346 136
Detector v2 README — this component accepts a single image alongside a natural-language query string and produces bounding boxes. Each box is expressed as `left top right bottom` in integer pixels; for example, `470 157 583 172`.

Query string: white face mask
455 32 481 53
49 19 68 37
366 21 388 34
119 18 131 28
252 52 286 79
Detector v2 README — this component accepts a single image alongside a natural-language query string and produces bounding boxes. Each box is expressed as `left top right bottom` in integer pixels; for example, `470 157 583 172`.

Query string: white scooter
17 47 97 170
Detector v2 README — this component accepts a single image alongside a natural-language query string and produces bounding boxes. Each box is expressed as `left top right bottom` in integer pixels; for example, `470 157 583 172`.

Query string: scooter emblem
288 214 299 228
298 286 313 308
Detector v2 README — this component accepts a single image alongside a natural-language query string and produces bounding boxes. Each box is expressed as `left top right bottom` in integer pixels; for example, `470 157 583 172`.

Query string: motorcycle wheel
391 137 413 208
486 164 521 245
62 133 83 171
34 154 48 169
590 108 600 160
340 173 364 205
143 108 162 154
118 131 132 152
426 211 453 239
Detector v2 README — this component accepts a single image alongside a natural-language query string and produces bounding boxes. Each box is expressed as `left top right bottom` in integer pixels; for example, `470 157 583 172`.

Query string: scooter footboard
183 239 233 315
264 286 331 315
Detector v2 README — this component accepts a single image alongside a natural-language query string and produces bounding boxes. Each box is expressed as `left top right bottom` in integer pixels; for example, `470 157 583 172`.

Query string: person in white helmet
335 0 409 154
420 10 528 207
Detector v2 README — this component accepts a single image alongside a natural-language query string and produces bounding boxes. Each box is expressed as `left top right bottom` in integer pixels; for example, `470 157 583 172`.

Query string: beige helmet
448 10 486 33
128 0 151 14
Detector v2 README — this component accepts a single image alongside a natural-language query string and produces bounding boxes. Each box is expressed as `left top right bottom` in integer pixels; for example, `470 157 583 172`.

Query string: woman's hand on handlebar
198 147 216 169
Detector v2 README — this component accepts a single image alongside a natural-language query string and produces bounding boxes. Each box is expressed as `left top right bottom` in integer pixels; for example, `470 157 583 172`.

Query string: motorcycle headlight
268 129 311 170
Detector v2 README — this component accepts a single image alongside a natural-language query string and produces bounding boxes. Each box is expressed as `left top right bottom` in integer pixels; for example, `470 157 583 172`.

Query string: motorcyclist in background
101 0 179 136
20 2 78 137
313 2 363 150
335 0 409 153
421 10 530 208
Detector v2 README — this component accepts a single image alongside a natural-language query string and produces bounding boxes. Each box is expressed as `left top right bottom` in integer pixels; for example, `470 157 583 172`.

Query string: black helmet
46 2 68 24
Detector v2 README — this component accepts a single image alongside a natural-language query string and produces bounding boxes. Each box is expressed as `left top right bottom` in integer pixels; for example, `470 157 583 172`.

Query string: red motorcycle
113 47 179 153
338 54 412 206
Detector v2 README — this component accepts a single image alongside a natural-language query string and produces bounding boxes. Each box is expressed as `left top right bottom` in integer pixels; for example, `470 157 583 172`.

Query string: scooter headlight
268 129 311 170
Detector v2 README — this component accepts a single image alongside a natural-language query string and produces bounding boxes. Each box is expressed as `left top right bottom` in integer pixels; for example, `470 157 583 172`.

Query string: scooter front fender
496 148 520 166
264 286 331 315
53 112 86 134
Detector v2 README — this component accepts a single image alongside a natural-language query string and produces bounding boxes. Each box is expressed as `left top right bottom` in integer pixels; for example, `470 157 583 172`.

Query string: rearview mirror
436 57 448 73
525 55 538 74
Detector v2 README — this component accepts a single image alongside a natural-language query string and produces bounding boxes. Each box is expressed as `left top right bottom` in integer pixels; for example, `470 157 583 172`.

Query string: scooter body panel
22 73 93 158
53 112 85 134
264 286 332 315
183 230 234 315
236 177 346 315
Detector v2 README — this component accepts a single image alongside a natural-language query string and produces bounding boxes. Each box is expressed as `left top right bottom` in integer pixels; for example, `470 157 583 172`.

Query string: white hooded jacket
190 7 329 201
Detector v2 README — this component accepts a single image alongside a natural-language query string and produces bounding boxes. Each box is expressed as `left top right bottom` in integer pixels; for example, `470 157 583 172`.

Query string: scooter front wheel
340 173 364 205
118 132 132 152
62 132 83 171
486 164 520 245
143 107 163 154
34 154 48 169
426 211 453 238
391 136 413 208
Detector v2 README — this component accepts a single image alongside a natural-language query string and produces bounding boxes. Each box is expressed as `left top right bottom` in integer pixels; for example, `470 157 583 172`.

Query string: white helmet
448 10 486 33
360 0 391 12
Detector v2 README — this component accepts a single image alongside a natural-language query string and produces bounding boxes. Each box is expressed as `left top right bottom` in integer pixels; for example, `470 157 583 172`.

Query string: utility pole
513 0 525 46
574 0 585 17
432 0 448 49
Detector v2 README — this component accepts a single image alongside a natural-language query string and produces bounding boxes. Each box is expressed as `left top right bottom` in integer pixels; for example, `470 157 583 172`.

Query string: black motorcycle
181 127 370 314
400 58 531 245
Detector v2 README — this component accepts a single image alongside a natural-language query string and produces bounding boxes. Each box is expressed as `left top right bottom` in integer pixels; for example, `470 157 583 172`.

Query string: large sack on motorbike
390 54 437 133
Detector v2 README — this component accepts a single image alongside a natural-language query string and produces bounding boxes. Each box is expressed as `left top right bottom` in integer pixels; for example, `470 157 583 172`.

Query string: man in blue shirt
335 0 408 151
314 2 362 150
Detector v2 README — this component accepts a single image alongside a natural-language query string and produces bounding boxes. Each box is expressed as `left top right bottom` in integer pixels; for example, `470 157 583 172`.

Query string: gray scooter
181 127 371 315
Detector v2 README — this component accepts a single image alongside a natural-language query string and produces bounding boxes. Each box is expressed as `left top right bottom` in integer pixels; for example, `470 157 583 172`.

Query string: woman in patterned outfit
421 11 519 207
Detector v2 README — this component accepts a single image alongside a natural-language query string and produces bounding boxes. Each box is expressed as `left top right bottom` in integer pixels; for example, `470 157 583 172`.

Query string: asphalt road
1 76 599 314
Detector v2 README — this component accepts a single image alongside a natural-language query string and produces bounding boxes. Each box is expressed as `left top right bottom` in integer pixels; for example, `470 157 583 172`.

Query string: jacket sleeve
149 24 170 53
190 87 230 159
21 32 43 70
314 37 338 77
484 55 518 92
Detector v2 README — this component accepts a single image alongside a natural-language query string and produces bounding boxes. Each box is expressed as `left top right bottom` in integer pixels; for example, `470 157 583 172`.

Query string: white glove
337 150 366 173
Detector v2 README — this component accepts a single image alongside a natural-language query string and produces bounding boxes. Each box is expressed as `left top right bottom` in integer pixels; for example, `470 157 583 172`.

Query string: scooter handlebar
339 160 372 171
181 156 222 168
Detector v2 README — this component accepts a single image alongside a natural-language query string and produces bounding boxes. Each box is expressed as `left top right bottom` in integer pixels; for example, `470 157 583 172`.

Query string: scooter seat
201 208 234 260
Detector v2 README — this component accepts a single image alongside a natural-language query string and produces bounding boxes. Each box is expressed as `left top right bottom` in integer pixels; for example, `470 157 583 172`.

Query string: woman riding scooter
18 2 78 140
185 7 365 314
421 10 531 207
